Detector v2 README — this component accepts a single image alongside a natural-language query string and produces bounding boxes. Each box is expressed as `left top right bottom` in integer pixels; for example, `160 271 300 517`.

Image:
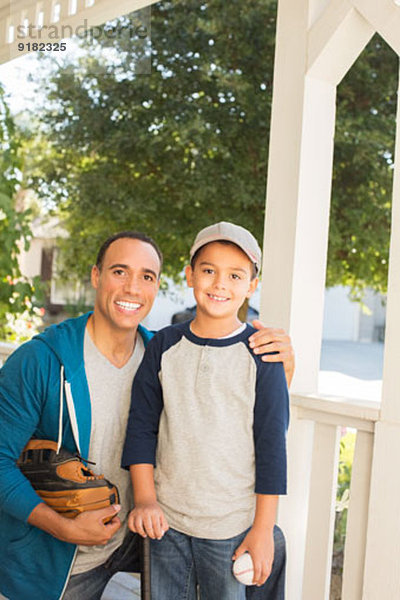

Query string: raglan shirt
122 320 289 540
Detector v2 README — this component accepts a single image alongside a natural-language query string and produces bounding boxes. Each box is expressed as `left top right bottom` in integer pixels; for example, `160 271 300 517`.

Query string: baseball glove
17 439 119 519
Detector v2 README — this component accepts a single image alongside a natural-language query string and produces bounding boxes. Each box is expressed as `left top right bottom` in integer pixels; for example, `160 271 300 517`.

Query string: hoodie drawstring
57 366 64 453
58 365 82 456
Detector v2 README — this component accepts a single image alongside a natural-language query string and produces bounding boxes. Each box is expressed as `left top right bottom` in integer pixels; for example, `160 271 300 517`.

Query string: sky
0 38 86 116
0 53 40 114
0 39 126 116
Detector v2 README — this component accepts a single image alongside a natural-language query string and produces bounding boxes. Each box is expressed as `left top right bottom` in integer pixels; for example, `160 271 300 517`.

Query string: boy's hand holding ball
232 525 274 587
233 552 255 585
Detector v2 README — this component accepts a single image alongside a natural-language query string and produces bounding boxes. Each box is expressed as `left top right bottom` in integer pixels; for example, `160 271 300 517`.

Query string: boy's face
185 241 258 324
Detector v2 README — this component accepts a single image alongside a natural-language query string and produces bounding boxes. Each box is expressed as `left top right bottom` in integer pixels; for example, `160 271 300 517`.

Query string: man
0 231 294 600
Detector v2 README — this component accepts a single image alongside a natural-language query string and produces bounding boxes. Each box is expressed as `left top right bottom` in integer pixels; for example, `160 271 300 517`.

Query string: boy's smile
185 241 258 337
207 293 229 302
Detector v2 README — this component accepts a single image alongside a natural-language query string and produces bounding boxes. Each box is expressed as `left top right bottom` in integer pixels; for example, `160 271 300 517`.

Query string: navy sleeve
121 333 165 469
253 360 289 495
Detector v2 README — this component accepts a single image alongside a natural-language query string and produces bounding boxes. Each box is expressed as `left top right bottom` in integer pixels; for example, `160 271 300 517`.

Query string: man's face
91 237 161 333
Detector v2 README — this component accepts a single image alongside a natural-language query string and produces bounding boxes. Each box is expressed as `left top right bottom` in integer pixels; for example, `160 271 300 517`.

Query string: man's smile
115 300 143 311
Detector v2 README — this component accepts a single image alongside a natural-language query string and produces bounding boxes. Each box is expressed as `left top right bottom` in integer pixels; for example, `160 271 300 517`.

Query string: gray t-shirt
72 329 144 575
122 321 289 540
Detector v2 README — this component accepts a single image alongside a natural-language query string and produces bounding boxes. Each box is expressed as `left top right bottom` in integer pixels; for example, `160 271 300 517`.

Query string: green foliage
24 5 398 294
25 0 276 279
0 84 41 338
334 431 356 557
328 36 397 297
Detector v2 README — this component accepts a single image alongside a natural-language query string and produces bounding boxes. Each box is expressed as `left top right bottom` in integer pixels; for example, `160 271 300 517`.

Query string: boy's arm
249 320 295 386
121 335 164 469
122 334 170 539
232 494 278 586
128 464 168 540
237 358 289 584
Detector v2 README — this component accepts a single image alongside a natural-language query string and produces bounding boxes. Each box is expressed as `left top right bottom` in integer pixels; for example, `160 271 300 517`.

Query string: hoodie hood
34 311 153 381
32 311 154 458
34 312 91 382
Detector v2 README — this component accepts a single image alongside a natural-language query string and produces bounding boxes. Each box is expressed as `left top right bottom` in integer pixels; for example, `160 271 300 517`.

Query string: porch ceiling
3 0 400 67
0 0 156 64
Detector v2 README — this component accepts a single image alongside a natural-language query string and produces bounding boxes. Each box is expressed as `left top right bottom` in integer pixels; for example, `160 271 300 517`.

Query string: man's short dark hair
96 231 163 273
190 240 258 280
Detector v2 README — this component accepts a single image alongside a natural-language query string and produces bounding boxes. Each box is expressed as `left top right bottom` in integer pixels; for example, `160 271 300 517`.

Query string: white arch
261 0 400 597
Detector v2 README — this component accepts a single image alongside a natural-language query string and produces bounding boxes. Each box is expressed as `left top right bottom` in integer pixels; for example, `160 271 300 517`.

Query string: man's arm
0 342 50 523
0 342 121 546
249 320 295 387
28 502 122 545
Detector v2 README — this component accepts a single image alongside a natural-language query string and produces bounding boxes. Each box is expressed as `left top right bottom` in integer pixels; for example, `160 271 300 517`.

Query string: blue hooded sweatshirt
0 312 153 600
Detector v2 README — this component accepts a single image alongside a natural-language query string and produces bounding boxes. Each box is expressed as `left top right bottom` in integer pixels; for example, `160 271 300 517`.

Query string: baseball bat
141 535 151 600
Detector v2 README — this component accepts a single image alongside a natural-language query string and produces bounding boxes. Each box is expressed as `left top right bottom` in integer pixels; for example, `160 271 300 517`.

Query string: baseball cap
190 221 262 273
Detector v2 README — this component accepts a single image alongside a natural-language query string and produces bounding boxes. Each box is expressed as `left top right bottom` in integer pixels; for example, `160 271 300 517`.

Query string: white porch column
259 1 376 598
362 62 400 598
259 0 337 596
267 76 337 600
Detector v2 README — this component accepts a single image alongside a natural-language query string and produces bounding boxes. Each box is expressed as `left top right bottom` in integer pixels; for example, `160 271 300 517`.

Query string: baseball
233 552 254 585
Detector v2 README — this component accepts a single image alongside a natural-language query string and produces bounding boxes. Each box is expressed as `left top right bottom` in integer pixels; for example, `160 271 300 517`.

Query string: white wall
322 286 386 342
18 238 43 278
322 286 360 341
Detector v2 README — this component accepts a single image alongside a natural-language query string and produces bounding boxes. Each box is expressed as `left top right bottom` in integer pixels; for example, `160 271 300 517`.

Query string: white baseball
233 552 254 585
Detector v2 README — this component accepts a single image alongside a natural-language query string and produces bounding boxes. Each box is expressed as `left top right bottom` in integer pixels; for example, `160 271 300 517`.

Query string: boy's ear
185 264 194 288
246 277 259 298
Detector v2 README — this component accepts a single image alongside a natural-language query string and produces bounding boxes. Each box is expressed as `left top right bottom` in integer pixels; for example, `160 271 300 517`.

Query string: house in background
18 219 387 339
18 214 95 321
323 286 386 343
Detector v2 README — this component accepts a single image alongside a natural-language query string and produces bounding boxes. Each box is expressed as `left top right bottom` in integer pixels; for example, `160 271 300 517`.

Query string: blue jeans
63 531 140 600
63 526 285 600
150 525 286 600
246 525 286 600
150 527 247 600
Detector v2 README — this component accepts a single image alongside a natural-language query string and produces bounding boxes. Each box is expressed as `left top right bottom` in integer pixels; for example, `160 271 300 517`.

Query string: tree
328 35 397 297
25 2 398 295
0 84 41 339
26 0 276 280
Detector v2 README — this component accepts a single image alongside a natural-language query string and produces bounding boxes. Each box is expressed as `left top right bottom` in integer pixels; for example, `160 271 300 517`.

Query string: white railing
286 393 380 600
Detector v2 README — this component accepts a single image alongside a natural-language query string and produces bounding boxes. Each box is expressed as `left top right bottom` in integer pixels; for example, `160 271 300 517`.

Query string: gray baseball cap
190 221 262 273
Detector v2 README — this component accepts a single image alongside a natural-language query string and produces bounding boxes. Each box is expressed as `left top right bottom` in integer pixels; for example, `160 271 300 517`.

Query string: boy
121 222 289 599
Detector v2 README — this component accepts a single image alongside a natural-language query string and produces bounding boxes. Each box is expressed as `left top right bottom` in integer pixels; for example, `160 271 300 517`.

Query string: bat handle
141 535 151 600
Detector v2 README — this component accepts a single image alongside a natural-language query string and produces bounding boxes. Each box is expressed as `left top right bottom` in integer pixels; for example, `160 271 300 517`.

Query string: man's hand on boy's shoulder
248 320 295 387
